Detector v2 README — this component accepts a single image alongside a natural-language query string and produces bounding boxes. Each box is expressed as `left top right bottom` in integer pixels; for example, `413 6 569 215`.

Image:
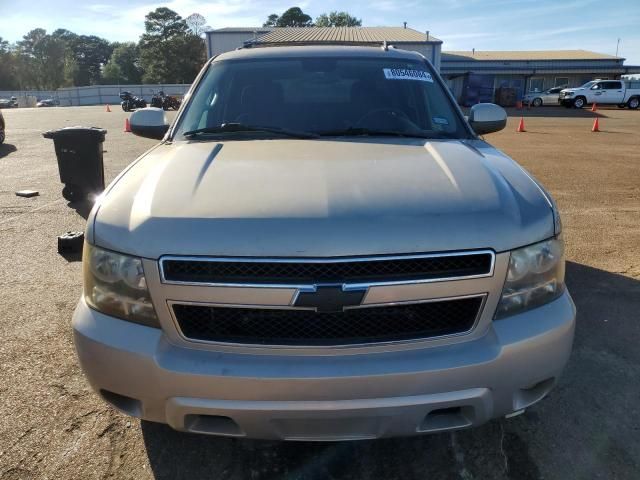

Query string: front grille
172 296 484 346
161 252 493 285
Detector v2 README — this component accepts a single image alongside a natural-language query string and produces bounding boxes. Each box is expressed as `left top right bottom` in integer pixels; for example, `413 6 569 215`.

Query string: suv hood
92 139 554 258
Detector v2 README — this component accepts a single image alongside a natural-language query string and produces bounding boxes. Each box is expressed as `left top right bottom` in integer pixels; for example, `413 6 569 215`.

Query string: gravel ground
0 105 639 480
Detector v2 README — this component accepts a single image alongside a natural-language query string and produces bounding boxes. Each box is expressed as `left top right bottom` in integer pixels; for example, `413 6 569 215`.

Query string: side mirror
468 103 507 135
130 107 170 140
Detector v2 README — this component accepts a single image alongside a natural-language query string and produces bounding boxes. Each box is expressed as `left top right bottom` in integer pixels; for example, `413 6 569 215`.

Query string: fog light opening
419 406 474 432
183 414 245 437
100 389 142 417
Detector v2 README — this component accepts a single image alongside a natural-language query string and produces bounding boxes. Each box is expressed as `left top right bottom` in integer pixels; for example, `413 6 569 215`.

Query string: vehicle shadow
141 261 640 479
504 106 608 118
141 421 460 479
461 106 608 119
67 199 94 220
0 143 17 159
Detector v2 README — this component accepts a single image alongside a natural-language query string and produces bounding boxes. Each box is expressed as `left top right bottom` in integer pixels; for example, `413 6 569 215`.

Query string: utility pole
615 38 620 57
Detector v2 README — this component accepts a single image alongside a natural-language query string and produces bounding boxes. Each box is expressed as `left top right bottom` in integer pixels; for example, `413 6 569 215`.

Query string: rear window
602 81 622 90
175 56 470 140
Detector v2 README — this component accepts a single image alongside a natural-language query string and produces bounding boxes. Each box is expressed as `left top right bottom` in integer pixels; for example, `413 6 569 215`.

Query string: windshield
174 56 470 140
579 81 596 88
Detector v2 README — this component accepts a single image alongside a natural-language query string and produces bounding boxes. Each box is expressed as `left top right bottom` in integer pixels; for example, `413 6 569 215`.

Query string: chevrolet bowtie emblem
294 285 367 313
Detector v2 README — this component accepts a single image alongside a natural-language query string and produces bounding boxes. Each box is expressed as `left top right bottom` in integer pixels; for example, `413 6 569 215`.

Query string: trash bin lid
43 126 107 141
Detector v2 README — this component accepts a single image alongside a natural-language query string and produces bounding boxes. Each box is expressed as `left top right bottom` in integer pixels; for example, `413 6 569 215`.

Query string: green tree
62 52 79 87
37 36 67 88
52 30 113 85
16 29 67 89
315 11 362 27
0 37 20 89
143 7 189 40
17 28 48 54
264 7 313 27
139 7 206 84
102 42 142 84
263 14 279 27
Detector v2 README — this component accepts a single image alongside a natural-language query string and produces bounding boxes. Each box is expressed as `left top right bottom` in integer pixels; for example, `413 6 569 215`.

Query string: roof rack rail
381 41 397 51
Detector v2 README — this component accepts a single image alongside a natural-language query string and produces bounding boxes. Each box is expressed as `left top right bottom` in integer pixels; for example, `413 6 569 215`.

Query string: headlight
495 237 565 319
565 92 574 96
83 244 159 327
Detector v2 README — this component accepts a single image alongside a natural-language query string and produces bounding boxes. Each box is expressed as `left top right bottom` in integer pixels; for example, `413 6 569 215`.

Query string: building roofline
251 27 442 45
206 27 274 33
442 49 624 62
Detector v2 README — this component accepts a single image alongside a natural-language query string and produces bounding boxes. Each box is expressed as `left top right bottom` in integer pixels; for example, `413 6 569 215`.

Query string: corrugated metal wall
0 90 57 100
55 84 190 106
207 32 265 58
2 85 191 107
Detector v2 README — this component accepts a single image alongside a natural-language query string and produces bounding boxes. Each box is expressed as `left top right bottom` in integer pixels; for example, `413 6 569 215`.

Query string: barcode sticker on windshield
383 68 433 83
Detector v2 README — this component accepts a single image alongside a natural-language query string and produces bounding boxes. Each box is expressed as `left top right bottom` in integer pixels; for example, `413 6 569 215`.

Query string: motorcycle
119 91 147 112
150 90 181 111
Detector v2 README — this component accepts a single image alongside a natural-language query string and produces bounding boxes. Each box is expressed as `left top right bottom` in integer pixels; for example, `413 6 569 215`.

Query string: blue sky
1 0 639 63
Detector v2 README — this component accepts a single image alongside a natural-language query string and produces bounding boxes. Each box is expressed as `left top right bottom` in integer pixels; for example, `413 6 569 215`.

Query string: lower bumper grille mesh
172 296 483 346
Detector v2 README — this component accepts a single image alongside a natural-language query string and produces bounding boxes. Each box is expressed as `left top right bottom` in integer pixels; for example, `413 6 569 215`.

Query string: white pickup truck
559 79 640 109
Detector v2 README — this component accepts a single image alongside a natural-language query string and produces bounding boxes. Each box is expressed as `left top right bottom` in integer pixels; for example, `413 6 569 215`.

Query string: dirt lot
0 105 639 480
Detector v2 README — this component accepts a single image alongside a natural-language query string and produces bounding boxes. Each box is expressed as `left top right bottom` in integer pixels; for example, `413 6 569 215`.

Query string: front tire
0 129 5 145
628 97 640 110
532 98 543 107
573 97 586 109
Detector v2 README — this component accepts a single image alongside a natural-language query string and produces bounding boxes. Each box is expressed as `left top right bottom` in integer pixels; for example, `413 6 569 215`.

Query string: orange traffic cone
591 117 600 132
516 117 526 132
105 104 111 112
124 118 132 133
591 103 597 112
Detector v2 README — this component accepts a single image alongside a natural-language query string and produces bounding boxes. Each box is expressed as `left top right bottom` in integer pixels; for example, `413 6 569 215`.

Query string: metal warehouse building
206 27 275 58
206 27 442 70
440 50 640 106
205 26 640 105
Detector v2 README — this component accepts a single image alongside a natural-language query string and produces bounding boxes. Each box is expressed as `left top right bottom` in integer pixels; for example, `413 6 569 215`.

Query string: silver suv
74 46 575 441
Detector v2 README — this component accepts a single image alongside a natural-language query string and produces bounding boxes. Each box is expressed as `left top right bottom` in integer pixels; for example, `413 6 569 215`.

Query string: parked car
74 46 575 441
523 86 565 106
36 99 57 107
559 79 640 109
0 110 5 144
0 98 16 109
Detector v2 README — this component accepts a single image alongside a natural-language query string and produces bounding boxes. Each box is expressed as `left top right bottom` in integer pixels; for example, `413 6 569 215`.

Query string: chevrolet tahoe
73 45 575 441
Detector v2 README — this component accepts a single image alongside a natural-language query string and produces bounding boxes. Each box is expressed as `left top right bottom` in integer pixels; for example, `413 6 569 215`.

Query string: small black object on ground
58 231 84 259
15 190 39 198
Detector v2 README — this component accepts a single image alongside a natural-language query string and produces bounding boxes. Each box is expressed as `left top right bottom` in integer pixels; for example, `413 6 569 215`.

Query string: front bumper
73 292 575 440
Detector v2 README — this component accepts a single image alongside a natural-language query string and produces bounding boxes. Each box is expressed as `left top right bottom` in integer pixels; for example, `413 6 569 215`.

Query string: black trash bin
43 126 107 202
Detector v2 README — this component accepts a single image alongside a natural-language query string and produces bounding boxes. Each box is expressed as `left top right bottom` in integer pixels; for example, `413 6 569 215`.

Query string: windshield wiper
317 127 438 139
183 123 318 139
